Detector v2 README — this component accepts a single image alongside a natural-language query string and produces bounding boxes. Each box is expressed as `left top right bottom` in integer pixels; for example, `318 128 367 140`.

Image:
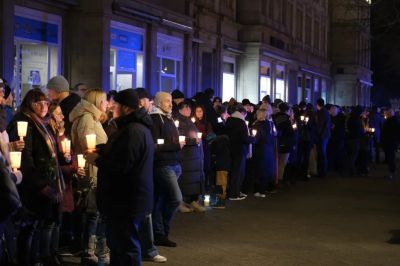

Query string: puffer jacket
70 99 108 182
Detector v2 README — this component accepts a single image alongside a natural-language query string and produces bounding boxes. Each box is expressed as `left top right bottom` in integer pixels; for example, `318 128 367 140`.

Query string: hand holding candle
204 195 210 207
174 120 179 128
10 152 22 171
292 123 297 130
86 134 96 152
191 117 196 123
157 139 164 145
252 129 257 136
305 117 309 123
197 132 203 139
61 138 71 154
179 136 186 143
17 121 28 141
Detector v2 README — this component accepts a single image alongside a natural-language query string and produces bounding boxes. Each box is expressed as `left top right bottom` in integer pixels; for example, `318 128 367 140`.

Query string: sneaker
154 236 177 247
211 199 226 209
143 254 167 263
239 192 247 198
228 196 246 201
254 192 266 198
190 201 206 212
178 201 193 213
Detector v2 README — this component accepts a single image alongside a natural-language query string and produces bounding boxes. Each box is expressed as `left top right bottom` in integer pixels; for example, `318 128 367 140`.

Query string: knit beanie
171 89 184 99
46 75 70 92
154 91 171 108
114 89 139 109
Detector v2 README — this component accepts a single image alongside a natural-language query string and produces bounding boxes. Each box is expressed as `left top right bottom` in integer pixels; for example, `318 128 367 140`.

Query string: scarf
24 112 65 194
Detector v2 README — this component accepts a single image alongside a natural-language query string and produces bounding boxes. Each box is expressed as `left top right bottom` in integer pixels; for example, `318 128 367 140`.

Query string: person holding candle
224 104 256 200
7 88 64 265
176 101 206 213
48 102 84 252
69 88 109 264
96 89 156 265
193 105 215 192
252 103 276 197
150 92 184 247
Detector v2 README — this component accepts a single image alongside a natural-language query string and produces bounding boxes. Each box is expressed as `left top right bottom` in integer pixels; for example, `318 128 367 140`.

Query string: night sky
371 0 400 106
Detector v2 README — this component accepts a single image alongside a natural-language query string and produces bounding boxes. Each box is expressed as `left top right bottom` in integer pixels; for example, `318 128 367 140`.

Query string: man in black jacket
381 108 400 179
150 92 184 248
97 89 154 266
315 98 331 177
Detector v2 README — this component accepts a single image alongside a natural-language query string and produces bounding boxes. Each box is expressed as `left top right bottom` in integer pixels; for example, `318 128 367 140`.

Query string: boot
81 235 98 265
96 237 110 266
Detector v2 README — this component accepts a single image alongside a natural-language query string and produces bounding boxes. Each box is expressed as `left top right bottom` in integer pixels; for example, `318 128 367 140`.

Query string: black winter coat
97 109 154 218
7 112 60 220
150 112 181 167
273 112 295 153
176 113 204 196
316 107 331 141
252 120 276 179
0 157 21 223
211 135 231 172
224 116 255 158
60 93 81 139
330 112 346 143
380 116 400 149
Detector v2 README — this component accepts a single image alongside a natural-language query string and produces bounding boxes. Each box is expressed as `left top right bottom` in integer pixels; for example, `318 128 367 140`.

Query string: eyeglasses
33 101 50 108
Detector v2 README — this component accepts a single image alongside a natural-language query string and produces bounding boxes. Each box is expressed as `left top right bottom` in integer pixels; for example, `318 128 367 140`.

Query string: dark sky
371 0 400 106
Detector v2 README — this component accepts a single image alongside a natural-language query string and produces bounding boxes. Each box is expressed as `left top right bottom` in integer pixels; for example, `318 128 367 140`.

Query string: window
296 9 303 41
260 64 271 100
297 76 303 103
14 6 62 104
110 22 145 91
222 61 235 102
275 65 285 101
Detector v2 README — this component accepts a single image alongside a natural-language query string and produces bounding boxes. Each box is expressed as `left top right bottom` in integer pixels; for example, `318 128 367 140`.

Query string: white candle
10 151 22 171
292 123 297 130
252 129 257 136
61 139 71 154
245 121 249 126
86 134 96 151
174 120 179 128
17 121 28 140
305 117 309 123
77 154 86 168
157 139 164 145
204 195 210 207
191 117 196 123
179 136 186 143
197 132 203 139
300 115 305 121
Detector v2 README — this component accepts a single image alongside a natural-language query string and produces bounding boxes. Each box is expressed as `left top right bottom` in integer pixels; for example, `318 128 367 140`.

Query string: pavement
63 162 400 266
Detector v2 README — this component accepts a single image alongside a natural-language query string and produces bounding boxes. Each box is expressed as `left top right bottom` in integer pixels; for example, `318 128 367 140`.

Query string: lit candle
292 123 297 130
77 154 86 169
245 121 249 126
179 136 186 143
191 117 196 123
300 115 305 121
371 128 375 133
61 139 71 154
86 134 96 152
273 125 277 136
174 120 179 128
17 121 28 141
157 139 164 145
305 117 309 123
252 129 257 136
10 151 22 171
204 195 210 207
197 132 203 139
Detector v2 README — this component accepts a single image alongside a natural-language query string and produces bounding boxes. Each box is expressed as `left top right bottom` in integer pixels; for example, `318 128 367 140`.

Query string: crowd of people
0 75 400 266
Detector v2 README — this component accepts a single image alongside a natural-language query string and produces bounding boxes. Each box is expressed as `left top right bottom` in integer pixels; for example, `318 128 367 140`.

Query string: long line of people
1 75 400 266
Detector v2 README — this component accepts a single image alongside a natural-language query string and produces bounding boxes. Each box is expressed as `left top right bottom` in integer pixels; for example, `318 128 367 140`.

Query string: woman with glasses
8 88 64 265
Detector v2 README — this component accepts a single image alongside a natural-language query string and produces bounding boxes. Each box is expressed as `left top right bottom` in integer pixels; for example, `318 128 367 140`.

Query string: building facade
0 0 371 106
330 0 372 106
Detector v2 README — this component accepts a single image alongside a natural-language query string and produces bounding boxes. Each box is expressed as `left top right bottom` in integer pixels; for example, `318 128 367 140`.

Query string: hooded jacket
97 108 154 218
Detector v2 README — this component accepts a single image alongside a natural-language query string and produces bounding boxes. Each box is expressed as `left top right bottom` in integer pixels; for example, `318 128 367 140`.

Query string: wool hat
171 89 184 99
154 91 171 107
46 75 70 92
135 87 150 100
114 89 139 109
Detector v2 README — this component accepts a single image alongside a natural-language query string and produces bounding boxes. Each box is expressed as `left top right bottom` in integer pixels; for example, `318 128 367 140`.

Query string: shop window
222 62 235 102
110 23 144 91
260 64 271 100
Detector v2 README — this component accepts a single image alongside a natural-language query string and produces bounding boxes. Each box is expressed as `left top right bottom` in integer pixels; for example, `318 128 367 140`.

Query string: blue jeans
106 216 144 266
152 164 182 238
139 214 158 258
